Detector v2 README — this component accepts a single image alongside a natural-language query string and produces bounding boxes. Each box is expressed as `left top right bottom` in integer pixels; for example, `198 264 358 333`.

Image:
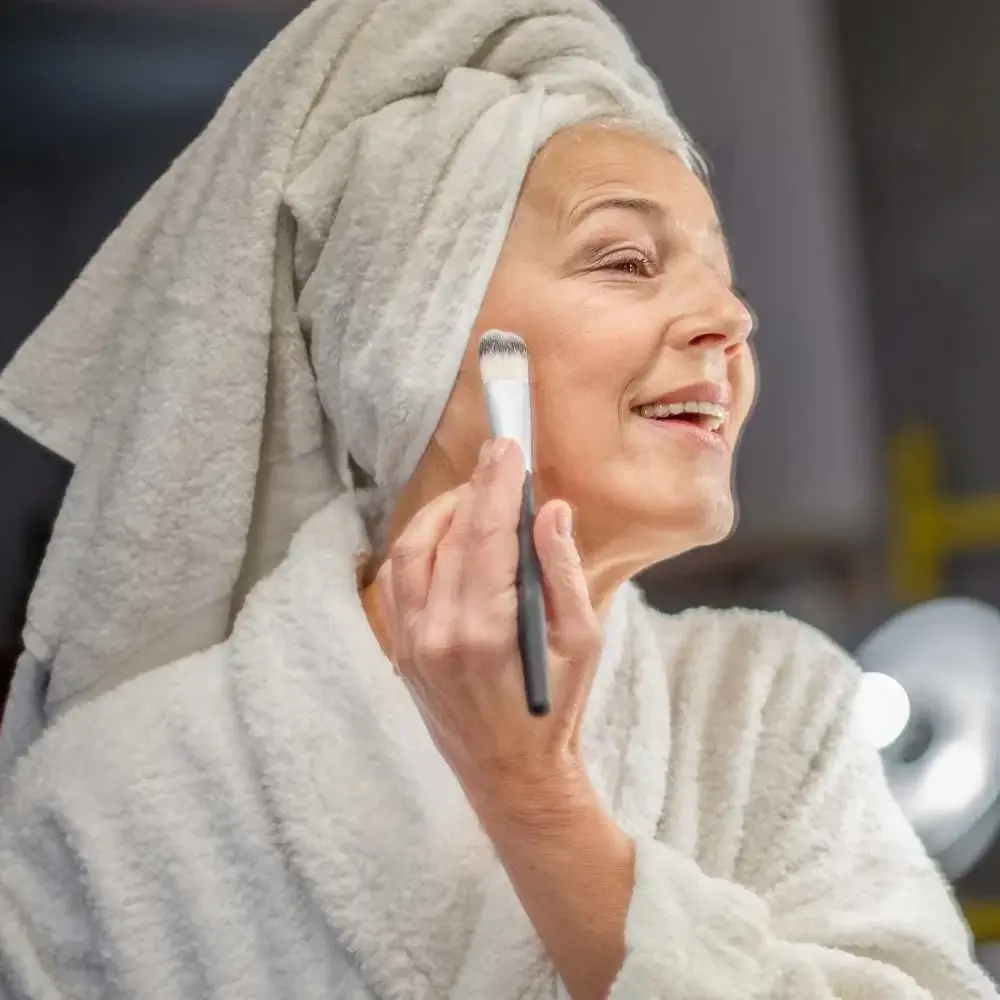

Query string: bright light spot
923 742 987 817
856 672 911 750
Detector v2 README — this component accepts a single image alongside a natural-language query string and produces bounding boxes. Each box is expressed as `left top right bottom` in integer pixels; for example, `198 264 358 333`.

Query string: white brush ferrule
484 379 534 472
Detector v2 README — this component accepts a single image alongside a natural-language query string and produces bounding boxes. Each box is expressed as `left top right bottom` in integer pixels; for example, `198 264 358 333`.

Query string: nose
666 270 755 354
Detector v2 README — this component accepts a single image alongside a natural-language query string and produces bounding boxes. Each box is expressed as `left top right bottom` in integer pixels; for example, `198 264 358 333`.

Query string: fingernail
557 504 574 539
478 439 494 469
491 439 511 465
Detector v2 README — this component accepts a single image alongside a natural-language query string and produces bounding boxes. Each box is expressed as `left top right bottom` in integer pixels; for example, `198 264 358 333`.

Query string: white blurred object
855 598 1000 880
856 672 911 751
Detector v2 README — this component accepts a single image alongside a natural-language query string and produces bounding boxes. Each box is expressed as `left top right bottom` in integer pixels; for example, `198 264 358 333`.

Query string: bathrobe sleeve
0 744 112 999
609 621 998 1000
0 645 302 1000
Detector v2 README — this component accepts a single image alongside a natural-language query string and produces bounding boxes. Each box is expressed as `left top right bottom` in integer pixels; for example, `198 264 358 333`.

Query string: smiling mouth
634 401 728 434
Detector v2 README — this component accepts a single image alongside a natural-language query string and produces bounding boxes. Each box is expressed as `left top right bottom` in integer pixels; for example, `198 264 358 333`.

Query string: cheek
530 321 641 440
478 257 655 371
431 360 492 477
474 263 660 462
529 345 635 494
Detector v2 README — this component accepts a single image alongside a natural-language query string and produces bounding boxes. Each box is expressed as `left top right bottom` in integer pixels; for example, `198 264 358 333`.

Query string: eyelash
597 250 657 278
591 251 747 305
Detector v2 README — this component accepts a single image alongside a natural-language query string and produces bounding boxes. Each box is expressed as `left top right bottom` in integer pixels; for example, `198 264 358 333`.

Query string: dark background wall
836 0 1000 608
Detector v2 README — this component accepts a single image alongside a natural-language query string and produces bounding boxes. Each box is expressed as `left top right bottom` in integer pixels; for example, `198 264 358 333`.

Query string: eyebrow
565 194 731 267
567 195 672 228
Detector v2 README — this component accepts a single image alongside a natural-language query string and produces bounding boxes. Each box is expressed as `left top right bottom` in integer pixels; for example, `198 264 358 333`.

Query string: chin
637 490 736 559
580 494 734 585
690 488 737 540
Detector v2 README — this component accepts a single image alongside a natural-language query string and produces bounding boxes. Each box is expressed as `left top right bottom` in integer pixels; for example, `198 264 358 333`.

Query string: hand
376 438 603 810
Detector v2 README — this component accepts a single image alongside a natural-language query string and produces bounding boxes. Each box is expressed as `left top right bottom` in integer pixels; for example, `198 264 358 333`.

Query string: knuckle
467 518 508 551
455 620 510 660
436 527 472 557
547 560 578 591
414 619 456 666
560 617 602 659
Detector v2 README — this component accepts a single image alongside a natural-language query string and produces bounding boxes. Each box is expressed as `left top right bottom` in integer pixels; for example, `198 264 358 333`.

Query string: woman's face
403 124 756 593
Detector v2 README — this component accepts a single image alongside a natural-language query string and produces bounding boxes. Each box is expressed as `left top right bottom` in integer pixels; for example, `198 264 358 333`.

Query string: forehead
522 124 722 237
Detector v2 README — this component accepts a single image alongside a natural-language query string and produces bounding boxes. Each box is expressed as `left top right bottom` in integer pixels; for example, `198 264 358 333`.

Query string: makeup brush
477 330 550 717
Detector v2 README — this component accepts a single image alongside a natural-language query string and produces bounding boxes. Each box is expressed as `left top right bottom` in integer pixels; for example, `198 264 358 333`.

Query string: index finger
456 438 525 604
389 485 470 616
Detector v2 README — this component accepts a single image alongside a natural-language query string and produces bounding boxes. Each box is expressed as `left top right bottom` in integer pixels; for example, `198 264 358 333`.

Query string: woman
0 1 994 998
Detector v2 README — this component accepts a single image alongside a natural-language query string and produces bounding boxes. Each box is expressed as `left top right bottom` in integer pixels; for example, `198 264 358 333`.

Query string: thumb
534 502 601 663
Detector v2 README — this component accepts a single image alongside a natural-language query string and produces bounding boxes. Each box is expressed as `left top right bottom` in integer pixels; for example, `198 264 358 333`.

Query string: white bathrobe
0 497 993 999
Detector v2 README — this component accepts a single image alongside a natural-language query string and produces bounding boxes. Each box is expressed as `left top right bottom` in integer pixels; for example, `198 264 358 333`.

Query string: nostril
689 330 729 349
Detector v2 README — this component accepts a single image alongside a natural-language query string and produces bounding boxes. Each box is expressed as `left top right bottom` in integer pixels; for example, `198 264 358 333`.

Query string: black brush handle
516 472 550 716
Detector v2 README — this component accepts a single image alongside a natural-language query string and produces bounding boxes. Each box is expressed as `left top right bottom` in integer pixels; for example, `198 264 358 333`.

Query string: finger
390 486 467 626
457 438 524 608
534 501 601 666
423 441 490 611
374 560 400 668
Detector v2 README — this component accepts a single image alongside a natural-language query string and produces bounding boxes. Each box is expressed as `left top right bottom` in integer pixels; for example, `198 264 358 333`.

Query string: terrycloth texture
0 497 994 1000
0 0 693 766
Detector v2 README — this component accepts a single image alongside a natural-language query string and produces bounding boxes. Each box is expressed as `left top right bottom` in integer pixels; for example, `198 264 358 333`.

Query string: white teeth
636 401 728 432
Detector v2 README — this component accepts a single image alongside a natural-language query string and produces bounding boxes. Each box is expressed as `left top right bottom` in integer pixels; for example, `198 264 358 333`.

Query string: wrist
470 760 629 860
462 750 592 827
474 764 636 922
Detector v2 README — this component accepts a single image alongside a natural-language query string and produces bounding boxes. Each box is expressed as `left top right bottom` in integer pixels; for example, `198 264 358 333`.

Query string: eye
597 250 656 278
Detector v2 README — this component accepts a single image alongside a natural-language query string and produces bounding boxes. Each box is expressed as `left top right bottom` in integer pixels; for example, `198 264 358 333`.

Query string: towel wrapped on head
0 0 696 766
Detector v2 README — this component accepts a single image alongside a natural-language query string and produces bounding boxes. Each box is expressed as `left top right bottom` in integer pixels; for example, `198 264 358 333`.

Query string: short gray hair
573 110 710 184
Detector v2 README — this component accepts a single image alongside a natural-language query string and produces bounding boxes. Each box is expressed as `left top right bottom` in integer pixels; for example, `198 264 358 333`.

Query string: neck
575 526 688 617
579 536 644 615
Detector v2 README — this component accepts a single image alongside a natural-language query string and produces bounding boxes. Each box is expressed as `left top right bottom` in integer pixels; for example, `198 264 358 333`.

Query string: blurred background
2 0 1000 966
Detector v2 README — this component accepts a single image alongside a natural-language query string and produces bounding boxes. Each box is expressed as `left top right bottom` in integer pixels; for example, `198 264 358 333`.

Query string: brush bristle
478 330 529 382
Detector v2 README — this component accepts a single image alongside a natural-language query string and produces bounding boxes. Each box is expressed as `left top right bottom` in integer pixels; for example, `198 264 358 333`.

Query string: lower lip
636 415 731 452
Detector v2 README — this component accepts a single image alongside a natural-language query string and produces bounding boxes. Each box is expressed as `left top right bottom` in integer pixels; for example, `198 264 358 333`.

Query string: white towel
0 0 695 765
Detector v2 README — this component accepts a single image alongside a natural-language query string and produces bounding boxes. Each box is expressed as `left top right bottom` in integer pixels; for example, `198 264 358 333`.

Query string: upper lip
635 381 731 409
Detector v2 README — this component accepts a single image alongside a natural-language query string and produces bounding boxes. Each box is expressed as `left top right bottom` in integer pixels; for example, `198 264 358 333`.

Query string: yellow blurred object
891 426 1000 602
891 430 1000 944
963 901 1000 943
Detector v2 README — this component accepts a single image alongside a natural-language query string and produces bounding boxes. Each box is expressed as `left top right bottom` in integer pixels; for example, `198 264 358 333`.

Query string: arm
475 651 997 1000
472 770 636 1000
